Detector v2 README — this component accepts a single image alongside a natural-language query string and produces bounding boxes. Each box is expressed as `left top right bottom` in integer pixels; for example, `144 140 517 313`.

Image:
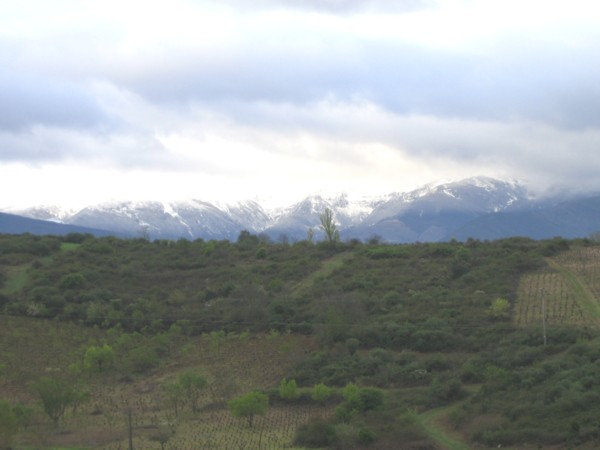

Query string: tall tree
319 208 340 244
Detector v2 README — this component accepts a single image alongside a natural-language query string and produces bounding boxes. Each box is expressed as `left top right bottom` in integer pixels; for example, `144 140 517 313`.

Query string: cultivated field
515 246 600 326
0 317 325 449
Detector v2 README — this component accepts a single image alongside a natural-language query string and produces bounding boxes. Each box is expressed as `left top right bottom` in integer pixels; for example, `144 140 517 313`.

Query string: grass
0 264 29 294
60 243 81 252
407 407 469 450
290 251 352 297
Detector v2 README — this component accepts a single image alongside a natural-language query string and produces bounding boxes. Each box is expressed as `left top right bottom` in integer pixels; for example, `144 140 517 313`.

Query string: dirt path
290 251 352 298
407 407 470 450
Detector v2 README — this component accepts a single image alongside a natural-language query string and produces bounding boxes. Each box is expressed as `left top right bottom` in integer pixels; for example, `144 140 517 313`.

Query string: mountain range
3 176 600 243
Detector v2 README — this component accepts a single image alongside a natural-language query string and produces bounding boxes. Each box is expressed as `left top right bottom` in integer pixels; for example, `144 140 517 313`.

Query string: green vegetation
228 391 269 427
0 400 18 449
2 232 600 447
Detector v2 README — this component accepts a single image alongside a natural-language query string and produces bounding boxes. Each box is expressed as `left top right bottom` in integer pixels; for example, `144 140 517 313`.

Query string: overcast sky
1 0 600 209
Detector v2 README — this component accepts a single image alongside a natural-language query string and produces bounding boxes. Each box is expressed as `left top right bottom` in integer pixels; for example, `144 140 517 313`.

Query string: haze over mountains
3 177 600 243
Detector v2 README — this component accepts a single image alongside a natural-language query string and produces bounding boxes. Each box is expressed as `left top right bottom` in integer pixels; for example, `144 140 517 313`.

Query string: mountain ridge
4 176 600 242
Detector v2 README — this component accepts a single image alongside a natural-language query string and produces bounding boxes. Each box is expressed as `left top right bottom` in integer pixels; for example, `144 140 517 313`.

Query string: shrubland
1 232 600 448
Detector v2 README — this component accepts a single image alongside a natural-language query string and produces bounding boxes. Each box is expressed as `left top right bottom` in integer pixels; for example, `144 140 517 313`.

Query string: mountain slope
0 211 115 237
453 195 600 240
344 177 532 242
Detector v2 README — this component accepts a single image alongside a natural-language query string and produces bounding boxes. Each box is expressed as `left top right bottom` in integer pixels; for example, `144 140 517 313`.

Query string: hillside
2 233 600 448
0 211 116 237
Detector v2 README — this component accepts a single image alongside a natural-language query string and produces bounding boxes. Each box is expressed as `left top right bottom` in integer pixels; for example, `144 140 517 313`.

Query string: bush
279 378 300 401
127 346 160 373
311 383 333 403
428 376 465 406
358 426 377 445
294 416 337 448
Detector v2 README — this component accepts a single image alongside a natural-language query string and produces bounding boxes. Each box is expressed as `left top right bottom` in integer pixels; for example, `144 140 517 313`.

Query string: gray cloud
1 0 600 203
0 70 109 131
106 27 600 132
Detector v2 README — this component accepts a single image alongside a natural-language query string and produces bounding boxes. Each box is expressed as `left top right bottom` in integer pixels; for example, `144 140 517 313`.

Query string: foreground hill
2 233 600 448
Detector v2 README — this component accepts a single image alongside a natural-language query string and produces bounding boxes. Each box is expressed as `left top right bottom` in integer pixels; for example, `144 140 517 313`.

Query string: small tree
162 380 185 417
489 297 510 320
34 377 79 427
178 370 207 413
83 344 115 373
320 208 340 244
228 391 269 427
279 378 299 401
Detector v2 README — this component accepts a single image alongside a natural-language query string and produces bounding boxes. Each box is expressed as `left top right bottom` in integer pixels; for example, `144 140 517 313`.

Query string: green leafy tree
336 383 384 422
311 383 333 403
162 380 185 417
178 370 207 413
320 208 340 244
228 391 269 427
489 297 510 320
278 378 300 401
83 344 115 372
0 400 18 449
33 377 80 426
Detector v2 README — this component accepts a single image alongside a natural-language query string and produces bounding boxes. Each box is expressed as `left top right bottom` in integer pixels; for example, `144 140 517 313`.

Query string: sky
1 0 600 209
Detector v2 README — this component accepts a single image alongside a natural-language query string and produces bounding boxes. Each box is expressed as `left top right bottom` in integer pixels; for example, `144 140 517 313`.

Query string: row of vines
515 246 600 326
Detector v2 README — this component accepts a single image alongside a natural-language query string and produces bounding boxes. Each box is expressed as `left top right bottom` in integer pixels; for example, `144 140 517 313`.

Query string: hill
2 233 600 448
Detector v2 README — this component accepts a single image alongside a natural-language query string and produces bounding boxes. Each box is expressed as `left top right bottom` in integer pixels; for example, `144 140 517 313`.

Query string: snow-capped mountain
344 177 534 242
264 193 384 241
66 200 270 241
7 176 600 242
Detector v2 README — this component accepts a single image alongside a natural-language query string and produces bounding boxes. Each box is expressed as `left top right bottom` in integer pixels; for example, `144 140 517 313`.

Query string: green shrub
279 378 300 401
311 383 333 403
294 416 337 447
0 400 18 449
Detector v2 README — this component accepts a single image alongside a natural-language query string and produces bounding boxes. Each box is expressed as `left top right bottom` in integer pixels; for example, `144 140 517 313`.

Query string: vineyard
514 246 600 326
0 318 328 449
